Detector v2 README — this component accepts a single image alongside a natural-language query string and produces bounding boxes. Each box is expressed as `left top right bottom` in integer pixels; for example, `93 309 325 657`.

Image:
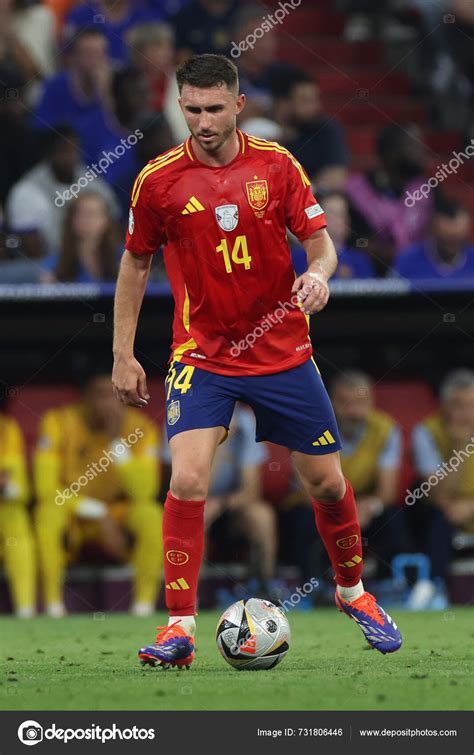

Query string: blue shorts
165 358 341 455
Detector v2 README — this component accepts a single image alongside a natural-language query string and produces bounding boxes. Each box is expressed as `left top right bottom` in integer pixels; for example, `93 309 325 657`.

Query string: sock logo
336 534 359 549
166 549 189 565
166 577 190 590
338 554 362 568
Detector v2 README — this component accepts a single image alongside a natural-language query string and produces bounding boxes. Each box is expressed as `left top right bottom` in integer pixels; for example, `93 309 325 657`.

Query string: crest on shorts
215 204 239 232
246 179 268 211
167 399 180 425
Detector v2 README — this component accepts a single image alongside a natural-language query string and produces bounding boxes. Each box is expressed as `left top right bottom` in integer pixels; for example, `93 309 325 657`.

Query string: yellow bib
340 411 395 496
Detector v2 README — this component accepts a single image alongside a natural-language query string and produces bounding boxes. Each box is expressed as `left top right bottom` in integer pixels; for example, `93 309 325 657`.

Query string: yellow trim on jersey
182 284 191 331
131 144 184 198
131 148 185 207
185 138 194 161
238 129 246 154
247 136 310 187
173 285 198 362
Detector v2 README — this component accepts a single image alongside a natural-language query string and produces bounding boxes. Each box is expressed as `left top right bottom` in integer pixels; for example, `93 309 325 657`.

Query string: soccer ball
216 598 291 670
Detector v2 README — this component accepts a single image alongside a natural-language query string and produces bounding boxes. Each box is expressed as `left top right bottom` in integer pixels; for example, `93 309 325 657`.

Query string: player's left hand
292 270 329 315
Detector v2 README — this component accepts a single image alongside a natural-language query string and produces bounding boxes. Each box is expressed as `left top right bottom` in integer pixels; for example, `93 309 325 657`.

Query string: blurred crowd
1 364 474 616
0 0 473 284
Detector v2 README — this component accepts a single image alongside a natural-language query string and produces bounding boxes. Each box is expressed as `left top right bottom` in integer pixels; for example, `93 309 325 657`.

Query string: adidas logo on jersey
182 196 205 214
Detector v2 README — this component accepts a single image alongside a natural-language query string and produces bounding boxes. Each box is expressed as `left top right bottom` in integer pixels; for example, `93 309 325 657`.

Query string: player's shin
163 491 205 635
311 478 364 600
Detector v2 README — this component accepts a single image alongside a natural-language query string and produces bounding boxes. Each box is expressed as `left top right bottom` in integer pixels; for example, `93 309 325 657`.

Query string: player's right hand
112 355 150 407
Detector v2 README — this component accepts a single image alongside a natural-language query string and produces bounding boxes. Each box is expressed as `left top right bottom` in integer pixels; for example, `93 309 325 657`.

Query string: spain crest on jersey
215 204 239 232
167 399 180 425
245 179 269 211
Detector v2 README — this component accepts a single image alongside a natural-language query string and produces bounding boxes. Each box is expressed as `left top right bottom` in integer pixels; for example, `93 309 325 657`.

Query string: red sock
312 478 363 587
163 491 205 616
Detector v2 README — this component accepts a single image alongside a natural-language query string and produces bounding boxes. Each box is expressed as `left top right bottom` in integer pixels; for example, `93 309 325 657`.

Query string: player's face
179 84 245 153
332 383 372 436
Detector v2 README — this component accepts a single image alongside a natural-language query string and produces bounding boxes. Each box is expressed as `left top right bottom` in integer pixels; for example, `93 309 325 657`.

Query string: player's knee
312 473 346 502
170 469 208 501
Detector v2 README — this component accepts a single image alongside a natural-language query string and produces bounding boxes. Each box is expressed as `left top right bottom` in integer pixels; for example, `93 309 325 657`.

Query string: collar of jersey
185 129 247 167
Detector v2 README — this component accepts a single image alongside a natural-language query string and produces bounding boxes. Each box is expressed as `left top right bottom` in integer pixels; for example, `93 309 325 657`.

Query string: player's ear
236 93 246 115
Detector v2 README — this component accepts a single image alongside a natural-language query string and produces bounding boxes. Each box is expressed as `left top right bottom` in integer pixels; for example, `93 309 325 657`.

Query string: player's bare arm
291 228 338 315
112 249 152 407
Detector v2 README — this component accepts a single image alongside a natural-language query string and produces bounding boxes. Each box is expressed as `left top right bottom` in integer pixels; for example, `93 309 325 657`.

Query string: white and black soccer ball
216 598 291 670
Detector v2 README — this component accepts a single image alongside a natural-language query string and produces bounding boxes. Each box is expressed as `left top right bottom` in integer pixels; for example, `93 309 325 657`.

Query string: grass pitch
1 609 473 710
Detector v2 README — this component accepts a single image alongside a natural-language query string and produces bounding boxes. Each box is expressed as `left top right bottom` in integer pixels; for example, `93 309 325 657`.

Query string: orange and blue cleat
138 621 195 669
335 591 402 654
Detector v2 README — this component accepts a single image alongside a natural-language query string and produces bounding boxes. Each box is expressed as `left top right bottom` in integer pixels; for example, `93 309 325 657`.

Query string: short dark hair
176 54 238 94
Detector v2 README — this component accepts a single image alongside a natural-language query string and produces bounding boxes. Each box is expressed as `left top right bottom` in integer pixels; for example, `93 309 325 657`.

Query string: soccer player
112 54 402 668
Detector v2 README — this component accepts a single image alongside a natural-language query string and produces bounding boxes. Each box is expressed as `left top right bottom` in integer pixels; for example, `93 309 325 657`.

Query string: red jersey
125 130 327 376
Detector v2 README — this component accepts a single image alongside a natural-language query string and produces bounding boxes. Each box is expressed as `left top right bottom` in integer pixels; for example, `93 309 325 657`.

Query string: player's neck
191 131 240 167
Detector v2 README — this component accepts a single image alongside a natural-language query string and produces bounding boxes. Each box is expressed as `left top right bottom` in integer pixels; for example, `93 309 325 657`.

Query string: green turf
1 609 473 710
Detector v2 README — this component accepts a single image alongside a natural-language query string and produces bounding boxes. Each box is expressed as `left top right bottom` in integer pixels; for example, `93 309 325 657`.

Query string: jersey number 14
216 235 252 273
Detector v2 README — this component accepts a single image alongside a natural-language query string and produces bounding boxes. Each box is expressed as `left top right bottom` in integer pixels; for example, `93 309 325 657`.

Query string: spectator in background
33 27 115 164
331 372 403 557
0 66 39 206
0 0 39 85
171 0 237 61
411 369 474 590
345 123 433 264
111 112 175 218
127 22 189 143
41 192 119 283
162 404 278 597
0 393 36 618
273 69 349 191
284 371 404 594
394 197 474 282
34 364 163 618
232 3 282 119
64 0 164 65
12 0 57 79
6 126 118 264
291 192 375 279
